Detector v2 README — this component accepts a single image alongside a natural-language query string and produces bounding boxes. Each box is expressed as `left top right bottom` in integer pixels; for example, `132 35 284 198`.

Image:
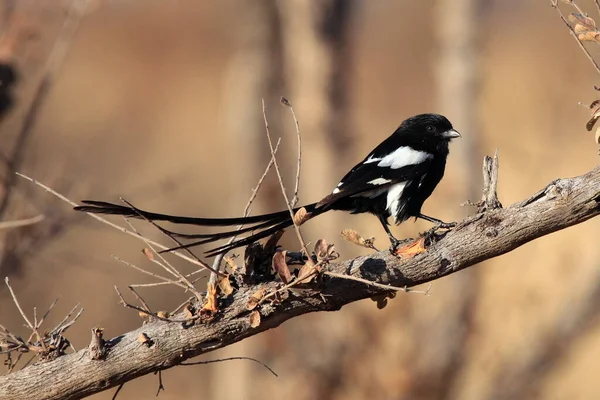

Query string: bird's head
402 113 461 141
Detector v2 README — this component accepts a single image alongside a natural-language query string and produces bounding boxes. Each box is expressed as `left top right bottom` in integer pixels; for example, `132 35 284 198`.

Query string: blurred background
1 0 600 399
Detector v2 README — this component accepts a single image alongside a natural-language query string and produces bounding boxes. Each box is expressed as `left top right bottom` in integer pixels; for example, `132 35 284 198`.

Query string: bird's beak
442 129 461 139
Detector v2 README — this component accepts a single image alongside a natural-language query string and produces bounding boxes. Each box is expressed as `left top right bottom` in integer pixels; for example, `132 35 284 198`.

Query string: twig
280 96 302 207
15 173 210 270
180 356 278 377
595 0 600 17
113 286 201 324
155 370 164 397
261 99 310 257
127 286 151 313
119 197 225 280
4 278 33 329
324 271 432 295
111 383 125 400
0 214 44 230
123 218 202 297
551 0 600 76
208 138 282 286
111 255 193 292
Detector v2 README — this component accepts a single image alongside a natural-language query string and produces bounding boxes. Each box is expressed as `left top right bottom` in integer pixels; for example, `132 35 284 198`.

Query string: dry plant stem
261 99 310 256
4 278 33 329
113 287 200 324
180 356 278 377
208 138 282 285
0 214 44 230
15 173 210 270
551 0 600 76
2 165 600 399
286 102 302 208
596 0 600 16
324 271 431 295
111 256 193 292
119 198 225 280
123 219 202 297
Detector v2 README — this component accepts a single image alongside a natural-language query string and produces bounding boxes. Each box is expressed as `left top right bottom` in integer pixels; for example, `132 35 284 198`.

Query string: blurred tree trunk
276 0 355 248
405 0 484 398
217 1 285 398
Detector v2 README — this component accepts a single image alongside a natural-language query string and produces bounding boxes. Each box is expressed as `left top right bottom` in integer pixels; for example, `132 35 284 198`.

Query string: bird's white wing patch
386 182 407 223
363 155 382 164
377 147 432 169
368 177 392 185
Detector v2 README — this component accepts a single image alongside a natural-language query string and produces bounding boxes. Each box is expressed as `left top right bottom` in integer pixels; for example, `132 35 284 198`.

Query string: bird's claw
434 221 456 230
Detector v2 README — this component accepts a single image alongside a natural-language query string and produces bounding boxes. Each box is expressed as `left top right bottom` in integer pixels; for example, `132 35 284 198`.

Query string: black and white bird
75 113 461 256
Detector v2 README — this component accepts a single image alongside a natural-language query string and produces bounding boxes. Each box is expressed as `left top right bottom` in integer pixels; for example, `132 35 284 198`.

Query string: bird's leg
418 213 456 229
379 215 403 251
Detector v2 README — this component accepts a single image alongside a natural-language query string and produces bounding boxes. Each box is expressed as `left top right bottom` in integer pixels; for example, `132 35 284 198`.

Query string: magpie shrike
75 113 461 256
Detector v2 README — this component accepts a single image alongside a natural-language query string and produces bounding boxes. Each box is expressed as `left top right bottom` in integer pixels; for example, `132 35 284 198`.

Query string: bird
74 113 461 257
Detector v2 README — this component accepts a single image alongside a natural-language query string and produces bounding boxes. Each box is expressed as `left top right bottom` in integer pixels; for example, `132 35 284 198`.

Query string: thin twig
112 383 125 400
551 0 600 76
155 370 164 396
120 197 225 280
113 286 201 323
208 138 282 286
261 99 310 257
281 97 302 207
180 356 278 377
595 0 600 17
111 255 192 292
324 271 432 295
127 286 152 313
15 173 210 270
0 214 44 230
4 278 33 329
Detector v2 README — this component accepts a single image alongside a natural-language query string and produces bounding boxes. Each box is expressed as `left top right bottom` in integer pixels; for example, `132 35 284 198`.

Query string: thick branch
1 166 599 400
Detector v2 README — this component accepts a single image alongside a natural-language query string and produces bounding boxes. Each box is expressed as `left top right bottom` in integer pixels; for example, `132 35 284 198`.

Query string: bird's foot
388 237 413 253
434 221 456 230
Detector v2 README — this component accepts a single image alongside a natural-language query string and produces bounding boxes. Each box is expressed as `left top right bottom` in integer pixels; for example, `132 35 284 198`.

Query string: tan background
1 1 600 399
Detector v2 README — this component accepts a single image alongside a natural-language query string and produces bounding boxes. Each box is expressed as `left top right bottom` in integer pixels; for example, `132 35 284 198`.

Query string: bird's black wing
316 151 433 210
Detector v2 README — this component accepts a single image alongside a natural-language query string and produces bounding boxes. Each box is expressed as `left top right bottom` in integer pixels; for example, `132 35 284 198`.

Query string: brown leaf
280 96 291 107
223 256 238 273
138 311 150 320
596 126 600 144
293 207 311 226
297 259 317 284
394 237 427 258
218 275 234 296
156 311 170 319
272 251 292 284
142 248 154 261
264 229 285 252
574 23 591 34
246 288 267 310
569 13 596 30
249 310 261 328
587 100 600 131
184 303 194 319
341 228 376 250
138 333 153 347
201 282 218 314
314 239 339 262
578 30 600 42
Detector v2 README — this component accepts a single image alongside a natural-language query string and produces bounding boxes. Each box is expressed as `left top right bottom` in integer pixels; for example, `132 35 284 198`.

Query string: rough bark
1 165 599 400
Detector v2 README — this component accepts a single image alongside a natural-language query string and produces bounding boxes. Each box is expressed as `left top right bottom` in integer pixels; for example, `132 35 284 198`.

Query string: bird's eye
426 125 436 133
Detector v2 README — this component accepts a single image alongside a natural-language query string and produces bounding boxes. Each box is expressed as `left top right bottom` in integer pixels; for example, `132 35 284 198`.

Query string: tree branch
1 166 599 400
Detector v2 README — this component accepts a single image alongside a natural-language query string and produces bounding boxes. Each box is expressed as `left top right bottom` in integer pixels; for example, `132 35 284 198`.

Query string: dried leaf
142 248 154 261
297 259 317 284
341 228 376 249
394 237 427 258
156 311 170 319
569 13 596 29
293 207 311 226
587 100 600 131
578 30 600 42
272 251 292 284
574 23 591 34
201 282 218 314
596 126 600 144
246 288 267 310
223 256 238 273
218 275 234 296
138 333 153 347
264 229 285 252
138 311 150 320
314 239 339 262
249 310 261 328
184 303 194 319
